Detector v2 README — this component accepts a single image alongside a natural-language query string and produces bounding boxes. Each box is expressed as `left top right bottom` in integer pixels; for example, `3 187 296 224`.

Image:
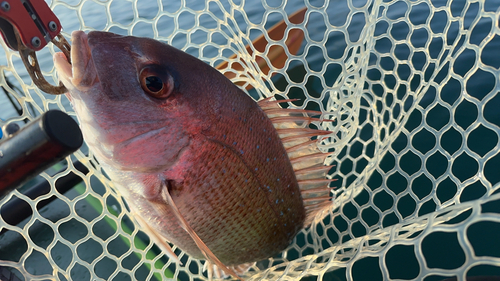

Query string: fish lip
53 31 98 92
72 31 98 88
53 51 72 83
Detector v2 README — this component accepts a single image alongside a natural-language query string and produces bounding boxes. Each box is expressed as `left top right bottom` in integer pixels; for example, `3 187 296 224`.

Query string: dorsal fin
258 97 335 226
162 181 243 281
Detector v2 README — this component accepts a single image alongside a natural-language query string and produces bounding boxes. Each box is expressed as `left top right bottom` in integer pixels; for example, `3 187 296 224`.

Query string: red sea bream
53 31 334 279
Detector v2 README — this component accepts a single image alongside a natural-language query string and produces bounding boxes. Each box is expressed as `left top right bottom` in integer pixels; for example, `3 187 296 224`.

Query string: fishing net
1 0 500 280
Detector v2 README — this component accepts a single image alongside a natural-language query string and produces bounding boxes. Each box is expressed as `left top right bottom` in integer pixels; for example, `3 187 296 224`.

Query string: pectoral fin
163 181 243 281
131 209 182 264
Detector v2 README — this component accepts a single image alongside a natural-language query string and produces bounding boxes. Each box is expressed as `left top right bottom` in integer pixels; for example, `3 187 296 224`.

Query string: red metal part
0 0 62 51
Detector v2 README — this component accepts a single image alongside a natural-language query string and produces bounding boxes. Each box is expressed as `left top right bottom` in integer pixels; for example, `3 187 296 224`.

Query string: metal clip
0 0 71 95
0 0 62 51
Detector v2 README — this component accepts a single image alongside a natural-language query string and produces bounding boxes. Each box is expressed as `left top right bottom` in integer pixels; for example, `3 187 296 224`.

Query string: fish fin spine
295 164 333 176
258 96 335 227
298 178 337 190
304 201 332 226
257 97 300 109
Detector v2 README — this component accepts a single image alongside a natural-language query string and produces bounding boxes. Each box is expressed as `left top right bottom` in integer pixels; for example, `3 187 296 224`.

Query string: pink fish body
54 31 332 278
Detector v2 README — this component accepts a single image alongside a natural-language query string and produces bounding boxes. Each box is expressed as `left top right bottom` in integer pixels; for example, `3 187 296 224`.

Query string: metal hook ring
16 31 71 95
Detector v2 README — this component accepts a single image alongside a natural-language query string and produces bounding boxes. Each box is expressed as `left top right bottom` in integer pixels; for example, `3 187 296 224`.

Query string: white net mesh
1 0 500 280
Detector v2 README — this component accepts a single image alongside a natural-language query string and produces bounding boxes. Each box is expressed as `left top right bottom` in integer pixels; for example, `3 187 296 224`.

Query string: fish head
54 31 228 172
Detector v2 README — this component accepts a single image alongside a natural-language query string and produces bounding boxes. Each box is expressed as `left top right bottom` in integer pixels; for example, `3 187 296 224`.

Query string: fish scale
167 134 304 265
215 103 303 221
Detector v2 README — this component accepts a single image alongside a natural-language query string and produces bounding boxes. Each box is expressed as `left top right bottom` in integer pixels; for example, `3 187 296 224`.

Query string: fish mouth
53 31 98 92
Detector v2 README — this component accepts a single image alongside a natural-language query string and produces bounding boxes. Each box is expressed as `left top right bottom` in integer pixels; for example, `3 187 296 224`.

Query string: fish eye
139 66 174 99
145 76 163 92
